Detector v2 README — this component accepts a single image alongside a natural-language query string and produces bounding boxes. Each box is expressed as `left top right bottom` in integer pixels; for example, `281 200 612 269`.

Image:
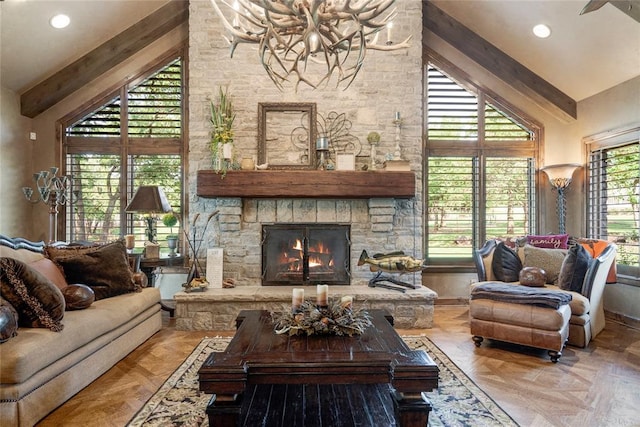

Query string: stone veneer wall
187 0 425 287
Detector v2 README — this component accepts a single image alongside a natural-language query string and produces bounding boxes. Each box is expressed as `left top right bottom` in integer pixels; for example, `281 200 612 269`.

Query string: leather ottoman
469 298 571 362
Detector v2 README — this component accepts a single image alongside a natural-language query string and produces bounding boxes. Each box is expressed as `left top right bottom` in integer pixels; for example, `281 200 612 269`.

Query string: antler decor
210 0 411 90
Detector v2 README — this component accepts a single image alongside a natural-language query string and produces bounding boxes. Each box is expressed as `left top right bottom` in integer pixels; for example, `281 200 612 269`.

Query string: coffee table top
199 309 438 395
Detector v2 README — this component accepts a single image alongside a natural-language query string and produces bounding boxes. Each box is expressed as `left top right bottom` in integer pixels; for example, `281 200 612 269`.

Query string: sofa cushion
558 244 592 293
0 257 65 331
45 240 140 300
547 285 590 316
0 297 19 343
0 287 160 384
523 245 567 284
491 243 522 282
0 246 44 264
62 284 95 310
526 234 569 249
29 258 69 291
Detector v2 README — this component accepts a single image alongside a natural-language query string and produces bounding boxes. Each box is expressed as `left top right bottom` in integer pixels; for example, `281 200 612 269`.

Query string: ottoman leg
548 350 562 363
472 336 484 347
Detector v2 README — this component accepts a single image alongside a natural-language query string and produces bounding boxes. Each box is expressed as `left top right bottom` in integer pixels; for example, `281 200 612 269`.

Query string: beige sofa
0 236 162 427
472 239 617 350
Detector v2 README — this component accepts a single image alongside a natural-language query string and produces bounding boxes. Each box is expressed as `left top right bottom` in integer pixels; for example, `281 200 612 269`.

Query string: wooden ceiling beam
423 1 577 122
20 0 188 118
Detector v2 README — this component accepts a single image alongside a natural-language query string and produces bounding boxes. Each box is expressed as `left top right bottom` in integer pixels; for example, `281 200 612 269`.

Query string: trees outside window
60 54 185 246
425 61 541 264
589 138 640 282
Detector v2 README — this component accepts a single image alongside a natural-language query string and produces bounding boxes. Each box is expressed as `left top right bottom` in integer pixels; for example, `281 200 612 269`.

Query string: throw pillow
0 257 65 331
62 284 95 310
491 243 522 282
45 240 140 301
577 238 617 283
29 258 69 291
558 244 592 293
519 266 547 287
526 234 569 249
0 297 19 343
523 245 568 284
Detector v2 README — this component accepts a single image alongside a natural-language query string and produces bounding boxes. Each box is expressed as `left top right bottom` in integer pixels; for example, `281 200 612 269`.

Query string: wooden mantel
197 170 415 199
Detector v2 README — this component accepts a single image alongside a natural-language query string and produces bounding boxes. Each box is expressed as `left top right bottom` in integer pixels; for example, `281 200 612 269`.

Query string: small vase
167 237 178 257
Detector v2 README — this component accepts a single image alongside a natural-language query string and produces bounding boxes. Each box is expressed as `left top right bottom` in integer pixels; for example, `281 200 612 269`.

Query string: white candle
222 143 233 160
292 288 304 311
340 295 353 309
386 21 393 43
395 111 401 121
317 284 329 306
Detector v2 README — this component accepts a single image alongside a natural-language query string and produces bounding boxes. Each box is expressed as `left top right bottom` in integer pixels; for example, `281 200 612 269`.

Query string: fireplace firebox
262 224 351 286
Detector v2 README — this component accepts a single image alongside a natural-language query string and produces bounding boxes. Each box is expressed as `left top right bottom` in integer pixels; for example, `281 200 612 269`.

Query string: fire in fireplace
262 224 350 286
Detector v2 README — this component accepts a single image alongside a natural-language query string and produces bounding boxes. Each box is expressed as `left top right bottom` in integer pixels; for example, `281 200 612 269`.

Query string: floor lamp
22 167 76 243
541 163 581 235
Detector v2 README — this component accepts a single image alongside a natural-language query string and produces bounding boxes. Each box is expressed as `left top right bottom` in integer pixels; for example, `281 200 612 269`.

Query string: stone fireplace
262 224 351 286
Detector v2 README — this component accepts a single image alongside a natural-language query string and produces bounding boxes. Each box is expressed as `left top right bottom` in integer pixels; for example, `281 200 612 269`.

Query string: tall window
61 54 185 245
588 137 640 282
425 62 541 264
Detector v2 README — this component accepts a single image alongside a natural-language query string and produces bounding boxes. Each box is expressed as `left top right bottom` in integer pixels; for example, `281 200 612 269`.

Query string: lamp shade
125 186 172 213
541 163 581 189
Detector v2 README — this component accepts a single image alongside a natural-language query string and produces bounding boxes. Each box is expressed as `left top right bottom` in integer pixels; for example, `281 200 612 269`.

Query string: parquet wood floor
36 306 640 427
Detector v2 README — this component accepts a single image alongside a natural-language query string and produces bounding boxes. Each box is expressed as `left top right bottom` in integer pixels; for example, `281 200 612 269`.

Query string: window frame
585 124 640 286
55 48 188 243
424 52 543 267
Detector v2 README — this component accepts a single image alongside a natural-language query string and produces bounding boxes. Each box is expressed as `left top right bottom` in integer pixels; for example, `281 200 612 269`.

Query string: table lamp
125 186 172 244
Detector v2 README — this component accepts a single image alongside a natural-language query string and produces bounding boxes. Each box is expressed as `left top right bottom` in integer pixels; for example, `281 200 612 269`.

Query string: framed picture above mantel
196 170 415 199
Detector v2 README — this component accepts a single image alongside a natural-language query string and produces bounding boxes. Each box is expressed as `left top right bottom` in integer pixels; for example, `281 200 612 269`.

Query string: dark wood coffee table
198 309 438 426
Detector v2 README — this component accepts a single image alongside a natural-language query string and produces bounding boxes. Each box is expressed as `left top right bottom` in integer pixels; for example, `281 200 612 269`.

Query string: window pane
427 66 478 141
485 103 533 141
589 143 640 277
66 154 122 242
485 158 535 239
67 96 121 138
128 155 182 244
427 157 474 259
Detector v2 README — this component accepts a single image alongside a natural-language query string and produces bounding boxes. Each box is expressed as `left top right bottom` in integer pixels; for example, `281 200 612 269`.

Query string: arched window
60 52 185 247
425 60 542 265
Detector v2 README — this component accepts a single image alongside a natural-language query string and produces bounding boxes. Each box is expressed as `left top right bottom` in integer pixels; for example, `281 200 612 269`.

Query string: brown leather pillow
63 284 95 310
29 258 69 291
0 297 19 343
0 257 65 331
45 240 140 300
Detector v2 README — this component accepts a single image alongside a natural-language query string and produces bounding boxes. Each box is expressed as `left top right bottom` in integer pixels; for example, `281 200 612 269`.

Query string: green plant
210 87 236 175
367 131 381 144
162 213 179 238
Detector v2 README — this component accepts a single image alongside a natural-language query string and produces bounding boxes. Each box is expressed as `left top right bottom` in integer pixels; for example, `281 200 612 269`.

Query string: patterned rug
127 335 519 427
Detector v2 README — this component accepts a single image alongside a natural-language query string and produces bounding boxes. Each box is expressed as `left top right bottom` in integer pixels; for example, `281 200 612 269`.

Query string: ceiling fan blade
580 0 609 14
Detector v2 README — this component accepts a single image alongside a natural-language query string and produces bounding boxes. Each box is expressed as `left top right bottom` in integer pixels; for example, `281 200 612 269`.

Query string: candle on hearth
317 284 329 307
395 111 401 121
292 288 304 312
340 295 353 309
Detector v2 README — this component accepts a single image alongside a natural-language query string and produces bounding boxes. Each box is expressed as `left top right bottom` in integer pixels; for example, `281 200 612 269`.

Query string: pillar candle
292 288 304 311
125 234 135 251
317 284 329 307
340 295 353 309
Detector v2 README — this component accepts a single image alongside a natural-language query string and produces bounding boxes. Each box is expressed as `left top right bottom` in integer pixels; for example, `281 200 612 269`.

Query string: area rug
128 335 519 427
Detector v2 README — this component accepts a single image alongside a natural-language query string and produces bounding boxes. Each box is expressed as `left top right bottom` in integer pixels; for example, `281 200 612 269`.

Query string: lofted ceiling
1 0 639 107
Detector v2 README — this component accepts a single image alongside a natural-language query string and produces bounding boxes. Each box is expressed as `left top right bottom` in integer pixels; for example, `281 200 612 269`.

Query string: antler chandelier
210 0 411 90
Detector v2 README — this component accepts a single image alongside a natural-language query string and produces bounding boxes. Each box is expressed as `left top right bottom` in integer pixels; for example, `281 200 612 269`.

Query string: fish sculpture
357 250 425 273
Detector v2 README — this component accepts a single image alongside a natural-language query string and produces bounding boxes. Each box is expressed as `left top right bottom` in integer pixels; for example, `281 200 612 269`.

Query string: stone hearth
175 286 437 331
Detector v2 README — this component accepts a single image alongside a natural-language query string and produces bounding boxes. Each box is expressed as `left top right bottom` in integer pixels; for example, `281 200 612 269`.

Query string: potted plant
210 87 236 176
162 213 179 257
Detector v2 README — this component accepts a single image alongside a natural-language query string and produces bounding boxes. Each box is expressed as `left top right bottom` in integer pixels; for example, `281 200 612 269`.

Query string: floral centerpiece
271 295 372 337
210 87 236 175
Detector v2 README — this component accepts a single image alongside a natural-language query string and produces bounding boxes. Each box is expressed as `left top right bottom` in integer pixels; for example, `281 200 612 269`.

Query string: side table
139 255 184 317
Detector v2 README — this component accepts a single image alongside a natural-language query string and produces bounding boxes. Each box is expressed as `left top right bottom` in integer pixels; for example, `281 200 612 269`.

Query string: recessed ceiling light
532 24 551 38
50 14 70 29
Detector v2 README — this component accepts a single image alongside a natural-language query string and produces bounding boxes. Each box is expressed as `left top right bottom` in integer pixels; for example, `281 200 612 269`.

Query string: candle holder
393 112 403 160
22 167 77 243
272 298 371 336
316 136 330 170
